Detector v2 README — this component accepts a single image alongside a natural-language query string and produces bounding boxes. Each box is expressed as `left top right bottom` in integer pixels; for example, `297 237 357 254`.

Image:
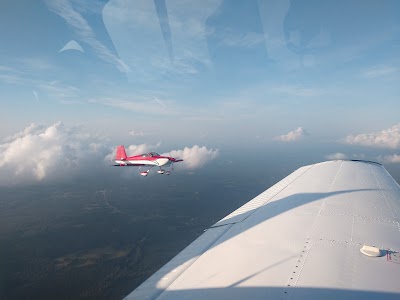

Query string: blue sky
0 0 400 184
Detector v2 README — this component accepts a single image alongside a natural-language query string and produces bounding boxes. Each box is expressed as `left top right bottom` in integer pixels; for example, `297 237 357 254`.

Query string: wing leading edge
124 160 400 300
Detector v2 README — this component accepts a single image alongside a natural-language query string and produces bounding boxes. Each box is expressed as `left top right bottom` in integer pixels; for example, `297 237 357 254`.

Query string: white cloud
163 145 219 169
3 123 43 143
128 130 144 137
378 154 400 164
0 122 108 185
352 153 366 160
345 124 400 149
325 152 348 160
127 142 161 156
274 127 307 142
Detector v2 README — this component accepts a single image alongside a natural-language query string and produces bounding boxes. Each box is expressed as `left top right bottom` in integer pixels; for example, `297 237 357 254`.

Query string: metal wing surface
124 160 400 299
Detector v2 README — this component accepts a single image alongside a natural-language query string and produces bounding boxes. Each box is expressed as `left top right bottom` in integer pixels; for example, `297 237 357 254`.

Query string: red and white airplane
113 145 183 176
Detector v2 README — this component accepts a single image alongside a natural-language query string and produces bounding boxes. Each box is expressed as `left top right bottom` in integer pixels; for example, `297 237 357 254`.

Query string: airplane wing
123 160 400 299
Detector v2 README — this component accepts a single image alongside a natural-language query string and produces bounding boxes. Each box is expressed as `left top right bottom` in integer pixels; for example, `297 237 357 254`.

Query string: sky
0 0 400 185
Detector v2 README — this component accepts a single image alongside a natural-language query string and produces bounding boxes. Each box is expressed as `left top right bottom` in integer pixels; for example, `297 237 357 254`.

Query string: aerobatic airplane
113 145 183 176
122 159 400 299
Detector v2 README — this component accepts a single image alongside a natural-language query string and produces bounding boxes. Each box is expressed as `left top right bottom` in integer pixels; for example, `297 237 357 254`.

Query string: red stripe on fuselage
126 155 171 161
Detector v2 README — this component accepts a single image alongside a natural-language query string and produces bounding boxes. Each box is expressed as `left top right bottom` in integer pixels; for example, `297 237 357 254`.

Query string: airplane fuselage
113 147 183 176
115 157 172 167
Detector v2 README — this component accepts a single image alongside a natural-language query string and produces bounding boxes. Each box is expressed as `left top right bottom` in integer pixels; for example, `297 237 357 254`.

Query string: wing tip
324 159 382 166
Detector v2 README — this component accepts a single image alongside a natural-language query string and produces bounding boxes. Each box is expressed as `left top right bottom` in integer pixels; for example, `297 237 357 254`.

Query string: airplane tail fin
116 145 128 160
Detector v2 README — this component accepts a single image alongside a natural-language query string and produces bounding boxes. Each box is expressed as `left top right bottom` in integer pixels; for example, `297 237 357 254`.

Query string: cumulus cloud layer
379 154 400 164
345 124 400 149
325 152 348 160
163 145 219 169
0 123 220 185
274 127 307 142
0 122 108 185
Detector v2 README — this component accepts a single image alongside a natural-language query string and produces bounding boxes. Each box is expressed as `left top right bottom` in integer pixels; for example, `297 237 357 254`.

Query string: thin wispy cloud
345 124 400 149
0 65 25 74
219 31 265 48
259 0 400 72
0 73 27 85
69 0 105 15
89 96 176 116
271 84 322 97
150 57 202 75
18 57 55 70
0 64 31 84
102 0 221 79
153 96 167 109
46 0 129 72
128 130 144 137
257 0 302 70
363 66 398 78
274 127 308 142
0 64 80 99
182 116 224 122
59 99 86 105
33 90 39 102
39 81 80 98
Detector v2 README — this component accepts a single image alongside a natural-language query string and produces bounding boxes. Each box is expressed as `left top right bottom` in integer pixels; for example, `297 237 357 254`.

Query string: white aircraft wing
123 160 400 299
